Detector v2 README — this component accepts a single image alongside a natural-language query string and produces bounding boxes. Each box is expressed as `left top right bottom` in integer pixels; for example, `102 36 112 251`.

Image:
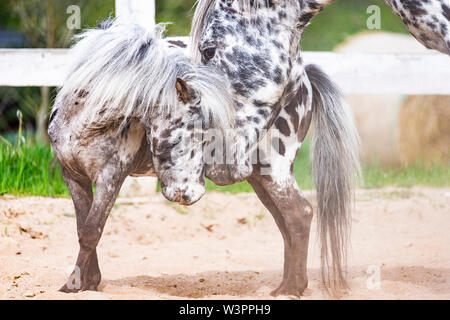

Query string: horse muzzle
162 183 205 205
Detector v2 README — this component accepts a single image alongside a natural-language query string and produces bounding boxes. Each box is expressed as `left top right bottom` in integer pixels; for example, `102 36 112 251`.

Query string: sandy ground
0 187 449 300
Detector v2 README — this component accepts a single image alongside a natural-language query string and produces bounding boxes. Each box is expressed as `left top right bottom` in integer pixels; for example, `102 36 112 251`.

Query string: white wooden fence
1 0 450 95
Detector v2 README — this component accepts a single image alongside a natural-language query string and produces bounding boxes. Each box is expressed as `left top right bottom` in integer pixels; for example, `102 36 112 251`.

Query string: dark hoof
59 275 100 293
59 283 100 293
84 284 100 291
271 281 307 298
59 283 81 293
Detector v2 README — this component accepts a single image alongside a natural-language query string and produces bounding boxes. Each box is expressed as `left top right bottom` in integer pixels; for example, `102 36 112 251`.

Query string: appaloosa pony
190 0 360 296
48 20 235 292
384 0 450 55
301 0 450 55
188 0 449 297
52 0 449 296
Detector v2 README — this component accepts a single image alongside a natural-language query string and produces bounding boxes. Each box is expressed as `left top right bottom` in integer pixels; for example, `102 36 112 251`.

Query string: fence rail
1 47 449 94
1 0 450 94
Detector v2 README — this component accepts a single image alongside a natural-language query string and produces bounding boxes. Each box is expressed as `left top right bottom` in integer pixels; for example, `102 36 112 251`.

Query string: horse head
149 66 235 205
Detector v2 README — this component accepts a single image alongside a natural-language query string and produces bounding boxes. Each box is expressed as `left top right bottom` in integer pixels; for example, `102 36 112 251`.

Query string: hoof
271 281 307 298
84 285 100 291
59 283 81 293
59 279 100 293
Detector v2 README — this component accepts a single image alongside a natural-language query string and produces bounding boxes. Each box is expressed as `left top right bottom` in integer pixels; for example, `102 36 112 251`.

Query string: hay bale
334 31 449 166
345 94 403 166
334 31 429 53
398 95 450 165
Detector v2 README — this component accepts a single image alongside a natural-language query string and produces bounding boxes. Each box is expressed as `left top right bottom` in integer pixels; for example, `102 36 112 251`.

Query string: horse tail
305 64 361 292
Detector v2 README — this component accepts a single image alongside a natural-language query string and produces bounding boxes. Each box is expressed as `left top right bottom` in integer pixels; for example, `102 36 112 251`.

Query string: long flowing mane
55 19 235 130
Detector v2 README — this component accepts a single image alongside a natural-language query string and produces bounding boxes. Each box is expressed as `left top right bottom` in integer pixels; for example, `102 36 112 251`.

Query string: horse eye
201 47 216 63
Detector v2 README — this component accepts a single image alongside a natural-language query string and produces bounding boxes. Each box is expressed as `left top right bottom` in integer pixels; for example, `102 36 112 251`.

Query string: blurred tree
156 0 196 36
0 87 41 138
0 0 410 140
7 0 114 143
0 1 20 30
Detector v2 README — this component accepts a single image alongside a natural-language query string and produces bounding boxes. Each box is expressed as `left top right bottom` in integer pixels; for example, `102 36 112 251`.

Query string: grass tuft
0 135 69 197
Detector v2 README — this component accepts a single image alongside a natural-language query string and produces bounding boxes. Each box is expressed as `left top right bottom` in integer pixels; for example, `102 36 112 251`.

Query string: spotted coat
385 0 450 54
191 0 361 296
193 0 322 186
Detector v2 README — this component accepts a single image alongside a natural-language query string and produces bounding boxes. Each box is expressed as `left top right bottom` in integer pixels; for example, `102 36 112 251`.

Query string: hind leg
60 166 127 292
246 96 313 296
248 173 313 297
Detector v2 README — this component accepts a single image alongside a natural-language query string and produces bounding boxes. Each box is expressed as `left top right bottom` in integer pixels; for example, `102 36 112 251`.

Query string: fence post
115 0 158 197
115 0 155 29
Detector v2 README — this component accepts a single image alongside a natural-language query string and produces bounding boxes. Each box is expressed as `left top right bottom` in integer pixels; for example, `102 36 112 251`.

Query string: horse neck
383 0 400 15
293 0 337 30
234 47 306 136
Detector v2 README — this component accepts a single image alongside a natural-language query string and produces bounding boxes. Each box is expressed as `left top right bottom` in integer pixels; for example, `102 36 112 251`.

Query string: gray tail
306 64 361 292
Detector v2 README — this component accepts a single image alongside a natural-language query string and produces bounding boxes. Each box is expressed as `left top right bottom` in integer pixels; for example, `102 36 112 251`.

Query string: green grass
1 137 449 197
1 138 448 197
361 160 450 189
300 0 409 51
0 2 446 197
0 138 68 197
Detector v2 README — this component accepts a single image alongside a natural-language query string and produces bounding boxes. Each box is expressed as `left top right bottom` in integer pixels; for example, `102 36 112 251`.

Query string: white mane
56 19 235 130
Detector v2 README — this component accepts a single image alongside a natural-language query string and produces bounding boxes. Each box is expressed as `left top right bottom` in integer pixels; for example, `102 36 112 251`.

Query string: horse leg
248 173 313 297
60 166 126 292
59 168 103 292
246 98 313 297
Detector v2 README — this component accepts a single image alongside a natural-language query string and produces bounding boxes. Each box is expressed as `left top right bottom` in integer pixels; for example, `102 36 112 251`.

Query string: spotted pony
384 0 450 55
191 0 361 296
189 0 449 296
48 19 235 292
303 0 450 55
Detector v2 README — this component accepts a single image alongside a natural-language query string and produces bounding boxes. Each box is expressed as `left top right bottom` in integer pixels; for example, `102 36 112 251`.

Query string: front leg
60 167 127 293
59 168 102 292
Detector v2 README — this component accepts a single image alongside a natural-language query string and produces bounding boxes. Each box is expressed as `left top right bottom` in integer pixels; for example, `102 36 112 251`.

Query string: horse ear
176 78 197 104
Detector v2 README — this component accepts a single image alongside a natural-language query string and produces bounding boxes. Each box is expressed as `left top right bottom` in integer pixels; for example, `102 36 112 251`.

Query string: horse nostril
201 47 216 63
174 189 183 201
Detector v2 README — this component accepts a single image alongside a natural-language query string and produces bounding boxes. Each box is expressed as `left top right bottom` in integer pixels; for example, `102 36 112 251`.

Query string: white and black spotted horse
189 0 450 296
48 20 236 292
191 0 361 296
52 0 449 296
385 0 450 54
303 0 450 54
